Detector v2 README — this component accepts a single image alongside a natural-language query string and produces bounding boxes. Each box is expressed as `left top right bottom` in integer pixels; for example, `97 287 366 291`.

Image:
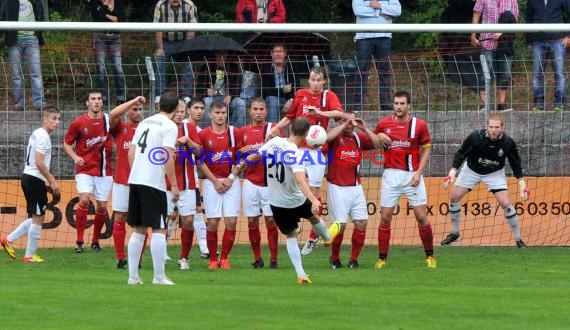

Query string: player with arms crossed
267 66 345 255
325 110 379 269
2 107 60 263
234 117 341 283
126 91 180 285
64 90 113 253
373 90 436 269
441 113 529 248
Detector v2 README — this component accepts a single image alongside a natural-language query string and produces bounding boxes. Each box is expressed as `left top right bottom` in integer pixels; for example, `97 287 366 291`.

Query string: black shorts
21 173 48 217
127 184 167 229
270 199 313 235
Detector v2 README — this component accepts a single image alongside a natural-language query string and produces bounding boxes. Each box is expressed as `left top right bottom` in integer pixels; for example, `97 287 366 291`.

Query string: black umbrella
168 35 247 61
242 32 331 61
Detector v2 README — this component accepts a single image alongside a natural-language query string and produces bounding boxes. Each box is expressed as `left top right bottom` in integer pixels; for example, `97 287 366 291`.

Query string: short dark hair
393 90 412 104
159 91 179 114
249 97 266 108
309 66 327 80
42 105 60 117
188 97 204 107
85 90 102 102
211 101 227 112
291 117 310 137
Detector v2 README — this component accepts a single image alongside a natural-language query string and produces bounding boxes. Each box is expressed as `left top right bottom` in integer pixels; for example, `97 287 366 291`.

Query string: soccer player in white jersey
2 106 60 263
233 117 341 283
372 90 436 269
126 91 180 286
441 113 529 248
325 111 379 269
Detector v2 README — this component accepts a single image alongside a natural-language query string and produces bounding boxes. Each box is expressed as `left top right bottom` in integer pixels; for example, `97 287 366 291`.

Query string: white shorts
380 168 428 208
112 183 129 212
166 189 197 217
300 148 326 188
326 183 368 223
203 178 241 218
75 174 113 201
455 163 508 191
242 179 272 217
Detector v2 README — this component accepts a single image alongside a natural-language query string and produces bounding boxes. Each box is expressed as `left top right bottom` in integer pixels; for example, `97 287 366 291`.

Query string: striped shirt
474 0 519 51
153 0 198 42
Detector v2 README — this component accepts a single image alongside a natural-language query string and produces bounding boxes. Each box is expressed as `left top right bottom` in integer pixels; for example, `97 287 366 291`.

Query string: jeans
94 33 125 102
481 50 513 90
355 37 392 110
531 40 566 107
8 36 45 110
265 95 286 123
155 40 193 98
203 96 247 127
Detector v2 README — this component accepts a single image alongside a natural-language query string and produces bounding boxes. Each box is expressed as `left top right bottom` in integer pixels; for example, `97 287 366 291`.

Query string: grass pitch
1 244 568 329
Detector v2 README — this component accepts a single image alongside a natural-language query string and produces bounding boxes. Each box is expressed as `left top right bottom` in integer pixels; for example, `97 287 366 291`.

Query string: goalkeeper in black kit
440 114 530 248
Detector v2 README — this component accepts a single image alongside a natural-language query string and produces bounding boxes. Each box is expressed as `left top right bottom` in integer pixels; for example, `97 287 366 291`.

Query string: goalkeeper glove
518 180 530 201
443 168 457 190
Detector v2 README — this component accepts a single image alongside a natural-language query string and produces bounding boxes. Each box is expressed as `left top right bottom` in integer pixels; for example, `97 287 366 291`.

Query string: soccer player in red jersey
372 90 436 269
109 96 145 268
238 98 282 269
198 102 243 269
64 90 113 253
267 66 346 255
325 111 379 269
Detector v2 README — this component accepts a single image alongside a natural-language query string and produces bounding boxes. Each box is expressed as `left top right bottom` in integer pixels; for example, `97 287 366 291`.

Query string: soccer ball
305 125 327 147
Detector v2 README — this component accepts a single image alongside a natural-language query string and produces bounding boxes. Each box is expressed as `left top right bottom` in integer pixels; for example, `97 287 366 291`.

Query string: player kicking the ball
441 113 529 248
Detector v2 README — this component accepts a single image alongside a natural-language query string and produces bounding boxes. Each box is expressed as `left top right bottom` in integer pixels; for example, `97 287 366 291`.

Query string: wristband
228 174 236 180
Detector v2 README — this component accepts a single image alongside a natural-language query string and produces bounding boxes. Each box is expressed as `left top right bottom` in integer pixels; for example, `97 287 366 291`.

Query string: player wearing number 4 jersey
441 113 529 248
233 117 341 283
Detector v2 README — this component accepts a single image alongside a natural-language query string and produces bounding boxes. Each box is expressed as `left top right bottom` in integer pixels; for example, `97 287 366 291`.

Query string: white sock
7 218 33 242
504 206 522 241
127 232 145 280
25 223 42 257
312 220 330 241
286 237 306 278
151 232 167 280
194 213 208 252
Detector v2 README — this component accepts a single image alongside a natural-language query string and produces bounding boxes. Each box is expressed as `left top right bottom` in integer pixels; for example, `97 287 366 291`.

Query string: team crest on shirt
83 127 89 134
208 140 213 147
339 137 344 145
498 149 504 157
386 128 391 135
123 127 127 134
243 134 248 143
303 96 308 102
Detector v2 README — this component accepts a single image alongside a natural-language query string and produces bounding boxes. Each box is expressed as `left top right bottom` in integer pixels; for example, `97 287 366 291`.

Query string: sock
308 229 318 241
317 197 323 216
75 204 88 243
127 232 145 280
350 228 366 261
266 224 279 261
418 223 434 257
450 202 461 234
330 231 344 260
206 230 218 262
25 223 42 258
92 209 107 243
180 227 194 259
220 229 236 260
112 220 126 260
194 213 208 252
248 222 262 260
286 237 306 278
312 220 330 242
378 224 391 259
150 232 167 280
7 218 32 242
504 205 522 241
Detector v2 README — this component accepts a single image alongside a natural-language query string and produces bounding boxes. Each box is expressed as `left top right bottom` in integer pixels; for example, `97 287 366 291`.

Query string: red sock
248 223 262 260
266 224 279 261
139 233 148 263
309 228 319 240
112 220 126 260
350 228 366 261
180 227 194 259
220 229 236 260
378 224 391 259
418 223 434 256
92 209 107 243
329 231 344 260
75 204 88 243
206 230 218 262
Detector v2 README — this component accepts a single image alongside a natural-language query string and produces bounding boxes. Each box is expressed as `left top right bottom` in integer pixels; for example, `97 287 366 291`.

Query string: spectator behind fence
526 0 570 112
153 0 198 103
90 0 126 106
260 44 297 123
236 0 286 23
0 0 48 111
471 0 519 112
196 54 247 127
352 0 401 111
